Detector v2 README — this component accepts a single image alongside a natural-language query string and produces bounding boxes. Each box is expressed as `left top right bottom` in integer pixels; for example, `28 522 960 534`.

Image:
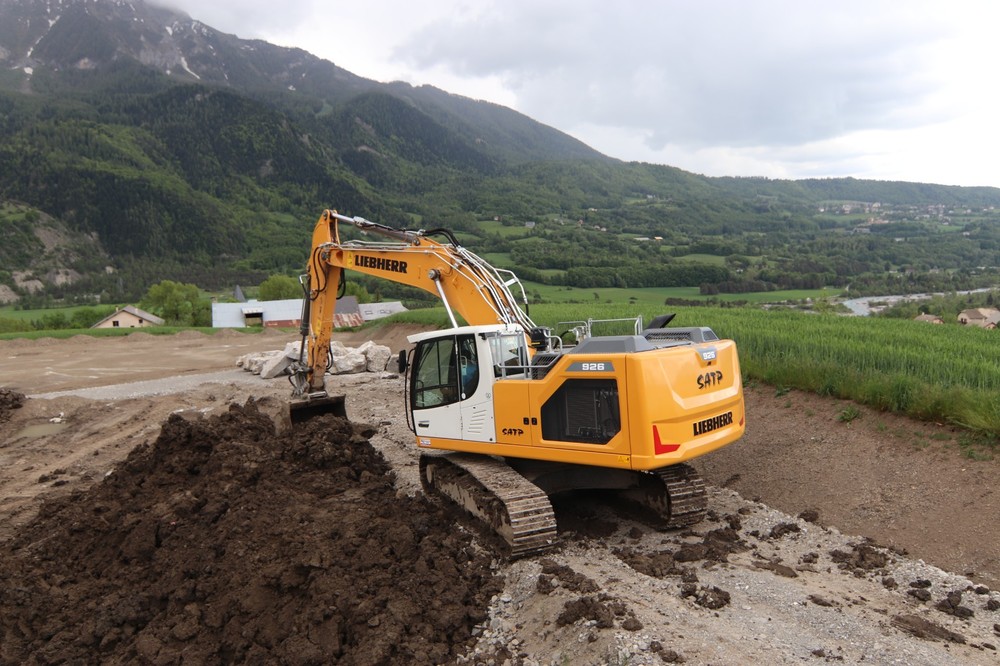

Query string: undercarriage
419 453 708 558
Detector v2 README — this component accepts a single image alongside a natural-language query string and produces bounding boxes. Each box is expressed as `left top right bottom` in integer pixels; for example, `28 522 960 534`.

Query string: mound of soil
0 400 500 665
0 389 24 423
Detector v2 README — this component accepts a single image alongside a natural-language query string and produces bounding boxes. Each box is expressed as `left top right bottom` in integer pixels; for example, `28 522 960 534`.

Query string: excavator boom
292 210 538 397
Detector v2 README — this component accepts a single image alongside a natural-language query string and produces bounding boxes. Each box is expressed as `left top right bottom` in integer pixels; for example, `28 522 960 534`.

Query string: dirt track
2 329 1000 664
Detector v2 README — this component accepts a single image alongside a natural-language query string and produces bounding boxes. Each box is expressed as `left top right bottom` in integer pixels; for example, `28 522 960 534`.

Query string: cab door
409 335 463 441
409 333 495 443
457 334 495 442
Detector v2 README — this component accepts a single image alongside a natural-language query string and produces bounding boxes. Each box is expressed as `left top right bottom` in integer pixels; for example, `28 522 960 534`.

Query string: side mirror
397 349 409 374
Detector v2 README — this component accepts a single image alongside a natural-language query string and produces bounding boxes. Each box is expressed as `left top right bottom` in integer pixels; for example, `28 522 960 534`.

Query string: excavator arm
292 209 538 395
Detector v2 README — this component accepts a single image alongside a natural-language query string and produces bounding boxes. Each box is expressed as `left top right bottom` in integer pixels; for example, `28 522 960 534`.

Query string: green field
521 283 841 306
475 219 532 238
382 300 1000 440
0 305 96 321
671 253 727 265
7 291 1000 441
0 325 269 341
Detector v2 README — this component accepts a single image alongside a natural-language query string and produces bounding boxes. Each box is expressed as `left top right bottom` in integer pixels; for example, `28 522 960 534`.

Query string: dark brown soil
0 400 500 665
0 389 24 423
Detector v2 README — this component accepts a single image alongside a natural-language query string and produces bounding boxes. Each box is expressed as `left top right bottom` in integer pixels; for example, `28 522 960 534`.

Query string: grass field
381 301 1000 440
6 291 998 441
0 325 274 341
521 283 841 306
475 219 532 238
0 305 95 321
671 253 727 265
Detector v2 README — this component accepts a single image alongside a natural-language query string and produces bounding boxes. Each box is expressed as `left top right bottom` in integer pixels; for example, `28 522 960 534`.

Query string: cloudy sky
163 0 1000 188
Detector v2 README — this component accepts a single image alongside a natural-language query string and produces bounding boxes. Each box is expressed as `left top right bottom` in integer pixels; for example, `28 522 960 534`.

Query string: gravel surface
29 370 269 401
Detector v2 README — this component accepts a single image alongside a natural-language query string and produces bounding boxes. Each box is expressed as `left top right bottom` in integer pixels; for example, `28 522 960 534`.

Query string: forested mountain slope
1 0 999 305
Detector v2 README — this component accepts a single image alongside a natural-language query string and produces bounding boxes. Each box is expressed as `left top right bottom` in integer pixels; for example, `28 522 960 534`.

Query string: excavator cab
405 325 525 442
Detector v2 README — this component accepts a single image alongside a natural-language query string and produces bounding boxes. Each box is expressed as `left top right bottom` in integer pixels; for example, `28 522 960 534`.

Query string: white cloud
156 0 319 35
400 2 948 145
155 0 1000 187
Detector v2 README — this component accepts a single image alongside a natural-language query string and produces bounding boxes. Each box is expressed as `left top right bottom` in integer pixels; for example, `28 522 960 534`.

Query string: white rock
260 352 293 379
360 341 392 372
330 349 367 374
239 350 283 375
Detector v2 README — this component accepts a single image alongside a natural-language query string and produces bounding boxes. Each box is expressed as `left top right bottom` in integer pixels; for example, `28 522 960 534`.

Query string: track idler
620 463 708 529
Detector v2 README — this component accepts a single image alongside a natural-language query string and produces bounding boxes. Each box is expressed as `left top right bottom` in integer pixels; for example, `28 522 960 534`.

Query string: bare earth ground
1 329 1000 664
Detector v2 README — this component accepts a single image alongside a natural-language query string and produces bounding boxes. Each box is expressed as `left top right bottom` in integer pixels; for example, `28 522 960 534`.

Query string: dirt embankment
0 401 500 665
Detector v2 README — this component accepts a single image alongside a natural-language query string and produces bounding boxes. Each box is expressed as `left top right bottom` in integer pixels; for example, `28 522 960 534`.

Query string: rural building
91 305 165 329
957 307 1000 329
358 301 409 320
913 314 944 324
211 297 407 329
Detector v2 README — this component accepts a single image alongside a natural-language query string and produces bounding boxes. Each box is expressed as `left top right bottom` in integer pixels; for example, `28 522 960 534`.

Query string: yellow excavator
290 209 745 557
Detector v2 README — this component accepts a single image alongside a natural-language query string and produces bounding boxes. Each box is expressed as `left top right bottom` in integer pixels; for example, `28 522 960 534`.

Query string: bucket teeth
288 393 347 424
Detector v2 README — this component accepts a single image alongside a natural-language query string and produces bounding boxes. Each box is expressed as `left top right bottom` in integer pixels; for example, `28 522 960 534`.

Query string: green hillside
1 0 999 307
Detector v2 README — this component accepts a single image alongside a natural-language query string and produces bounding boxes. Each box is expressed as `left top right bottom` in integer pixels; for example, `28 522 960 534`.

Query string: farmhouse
91 305 165 329
957 307 1000 329
913 314 944 324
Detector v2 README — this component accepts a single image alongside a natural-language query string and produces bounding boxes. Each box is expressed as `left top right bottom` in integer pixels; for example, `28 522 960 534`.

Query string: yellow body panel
625 339 745 470
426 340 744 471
415 435 637 469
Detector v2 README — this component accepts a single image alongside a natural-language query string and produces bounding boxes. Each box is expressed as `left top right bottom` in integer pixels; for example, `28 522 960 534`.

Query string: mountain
0 0 600 162
0 0 618 304
1 0 999 308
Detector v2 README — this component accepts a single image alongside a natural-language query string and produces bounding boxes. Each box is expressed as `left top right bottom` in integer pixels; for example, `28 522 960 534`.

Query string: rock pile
237 340 393 379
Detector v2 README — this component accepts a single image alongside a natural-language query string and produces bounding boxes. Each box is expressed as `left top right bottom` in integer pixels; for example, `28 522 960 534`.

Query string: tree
344 282 372 304
258 275 301 301
140 280 211 326
69 306 115 329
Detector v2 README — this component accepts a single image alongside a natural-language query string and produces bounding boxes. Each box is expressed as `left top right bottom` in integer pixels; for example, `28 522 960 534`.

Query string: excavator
290 209 745 557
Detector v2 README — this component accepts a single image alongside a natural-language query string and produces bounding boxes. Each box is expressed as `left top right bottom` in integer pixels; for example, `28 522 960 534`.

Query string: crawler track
421 455 707 557
419 453 559 559
654 463 708 528
621 463 708 528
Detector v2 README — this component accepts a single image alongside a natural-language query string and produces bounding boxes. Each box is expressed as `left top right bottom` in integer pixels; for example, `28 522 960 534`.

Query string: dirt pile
0 389 24 423
0 400 500 665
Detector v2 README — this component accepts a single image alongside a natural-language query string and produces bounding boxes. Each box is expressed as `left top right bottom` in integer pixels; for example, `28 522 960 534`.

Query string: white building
211 297 406 329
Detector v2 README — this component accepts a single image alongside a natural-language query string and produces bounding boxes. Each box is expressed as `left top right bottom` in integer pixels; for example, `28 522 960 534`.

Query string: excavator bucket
288 393 348 425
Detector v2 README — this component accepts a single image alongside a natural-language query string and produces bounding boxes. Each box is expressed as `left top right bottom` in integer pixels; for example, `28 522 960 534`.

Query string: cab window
488 333 527 377
412 337 457 409
411 334 479 409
